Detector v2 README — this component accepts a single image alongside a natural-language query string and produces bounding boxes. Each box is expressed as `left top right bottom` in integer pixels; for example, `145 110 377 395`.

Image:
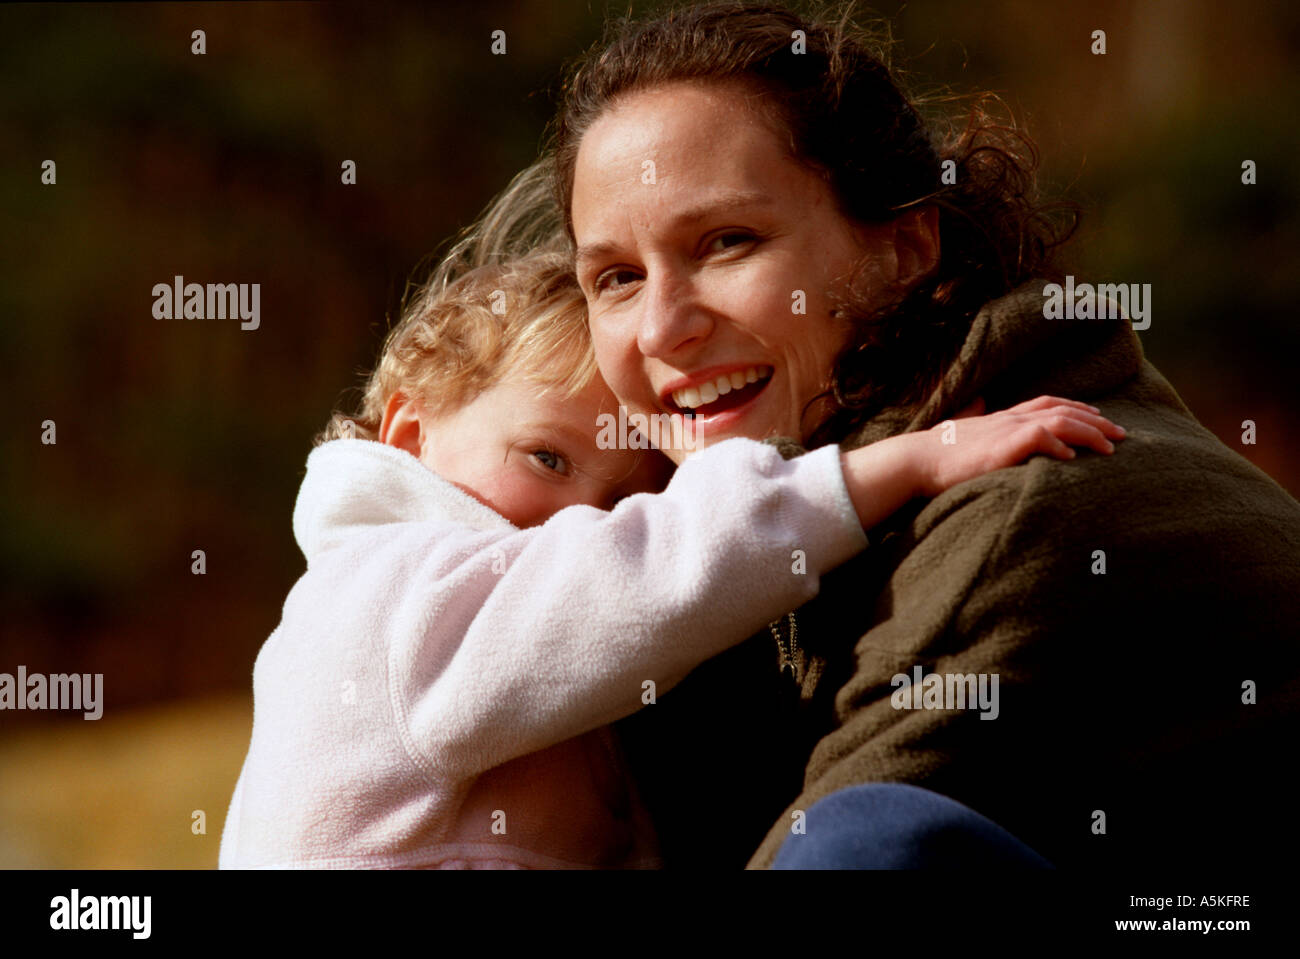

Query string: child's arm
395 435 863 783
399 396 1122 782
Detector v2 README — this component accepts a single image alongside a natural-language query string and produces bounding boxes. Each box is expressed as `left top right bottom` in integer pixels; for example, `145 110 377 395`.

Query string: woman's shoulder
901 369 1300 571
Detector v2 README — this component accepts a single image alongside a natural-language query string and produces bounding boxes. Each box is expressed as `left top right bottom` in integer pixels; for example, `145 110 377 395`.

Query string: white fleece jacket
218 436 867 869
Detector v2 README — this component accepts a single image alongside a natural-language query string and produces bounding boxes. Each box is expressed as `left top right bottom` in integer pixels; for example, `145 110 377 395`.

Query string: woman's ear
892 206 940 287
378 391 424 457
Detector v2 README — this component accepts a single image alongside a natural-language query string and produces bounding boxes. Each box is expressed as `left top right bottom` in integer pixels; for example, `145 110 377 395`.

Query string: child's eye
531 449 570 475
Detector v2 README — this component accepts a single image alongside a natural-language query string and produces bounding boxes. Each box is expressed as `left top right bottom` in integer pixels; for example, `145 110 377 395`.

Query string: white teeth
671 365 772 410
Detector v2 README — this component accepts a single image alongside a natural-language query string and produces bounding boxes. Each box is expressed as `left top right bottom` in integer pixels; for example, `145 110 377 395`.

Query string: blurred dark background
2 0 1297 866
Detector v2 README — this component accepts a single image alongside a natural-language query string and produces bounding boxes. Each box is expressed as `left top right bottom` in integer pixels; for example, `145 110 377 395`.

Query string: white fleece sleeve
391 437 868 783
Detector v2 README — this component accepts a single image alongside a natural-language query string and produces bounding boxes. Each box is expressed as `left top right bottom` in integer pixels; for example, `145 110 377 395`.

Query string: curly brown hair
548 0 1079 445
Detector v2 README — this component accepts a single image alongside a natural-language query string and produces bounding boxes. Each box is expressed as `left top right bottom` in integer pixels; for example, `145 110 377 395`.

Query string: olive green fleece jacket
614 280 1300 870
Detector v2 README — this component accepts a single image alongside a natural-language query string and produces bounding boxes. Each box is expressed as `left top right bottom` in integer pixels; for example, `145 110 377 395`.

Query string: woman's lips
656 371 773 449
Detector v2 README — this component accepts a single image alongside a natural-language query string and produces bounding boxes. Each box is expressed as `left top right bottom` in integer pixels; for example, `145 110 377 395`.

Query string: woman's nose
635 268 713 359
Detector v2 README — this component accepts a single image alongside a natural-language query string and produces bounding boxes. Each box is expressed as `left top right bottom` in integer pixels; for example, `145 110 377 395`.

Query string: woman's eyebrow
574 240 621 272
575 190 772 268
665 190 772 228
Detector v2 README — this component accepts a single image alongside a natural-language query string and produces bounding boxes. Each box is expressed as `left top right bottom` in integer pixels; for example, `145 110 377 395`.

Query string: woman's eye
531 449 570 475
594 268 640 295
706 231 756 253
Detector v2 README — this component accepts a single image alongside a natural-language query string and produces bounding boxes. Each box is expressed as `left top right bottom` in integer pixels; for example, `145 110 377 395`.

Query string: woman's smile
659 363 773 440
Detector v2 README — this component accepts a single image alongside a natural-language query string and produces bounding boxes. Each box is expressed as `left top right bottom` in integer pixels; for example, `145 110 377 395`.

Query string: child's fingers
1007 395 1101 416
1007 424 1075 463
1042 429 1077 460
1028 404 1126 441
1029 412 1116 455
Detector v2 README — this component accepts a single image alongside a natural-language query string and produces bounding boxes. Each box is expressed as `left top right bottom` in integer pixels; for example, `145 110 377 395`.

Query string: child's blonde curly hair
317 155 595 444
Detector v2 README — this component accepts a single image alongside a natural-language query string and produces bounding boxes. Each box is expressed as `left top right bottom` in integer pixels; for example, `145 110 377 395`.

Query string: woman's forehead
581 81 780 162
571 85 818 238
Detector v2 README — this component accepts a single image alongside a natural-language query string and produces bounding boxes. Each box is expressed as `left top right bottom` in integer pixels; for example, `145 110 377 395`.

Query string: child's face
412 374 675 528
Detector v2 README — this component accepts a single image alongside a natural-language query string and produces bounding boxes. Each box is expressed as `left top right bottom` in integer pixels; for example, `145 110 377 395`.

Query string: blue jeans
772 783 1053 869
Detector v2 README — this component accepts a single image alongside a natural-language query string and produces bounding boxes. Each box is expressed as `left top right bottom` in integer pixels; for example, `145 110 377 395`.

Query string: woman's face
571 80 895 462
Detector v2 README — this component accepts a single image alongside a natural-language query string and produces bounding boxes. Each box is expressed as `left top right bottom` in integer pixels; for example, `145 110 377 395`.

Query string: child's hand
838 396 1125 531
918 395 1125 497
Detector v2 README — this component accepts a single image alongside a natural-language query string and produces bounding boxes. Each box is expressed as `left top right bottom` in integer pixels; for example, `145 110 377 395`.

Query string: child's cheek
480 468 556 529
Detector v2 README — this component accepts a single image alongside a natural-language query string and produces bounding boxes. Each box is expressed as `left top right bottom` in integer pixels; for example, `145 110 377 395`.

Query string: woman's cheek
729 285 794 346
591 325 646 414
720 259 798 341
